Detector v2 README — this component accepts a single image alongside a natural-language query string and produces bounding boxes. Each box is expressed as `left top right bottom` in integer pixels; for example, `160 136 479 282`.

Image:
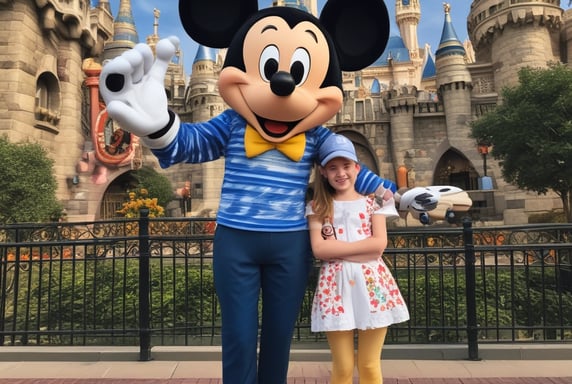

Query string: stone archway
434 149 479 191
339 131 380 175
98 171 138 219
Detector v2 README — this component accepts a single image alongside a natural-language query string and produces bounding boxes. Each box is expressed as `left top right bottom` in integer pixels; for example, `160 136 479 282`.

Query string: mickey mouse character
100 1 431 383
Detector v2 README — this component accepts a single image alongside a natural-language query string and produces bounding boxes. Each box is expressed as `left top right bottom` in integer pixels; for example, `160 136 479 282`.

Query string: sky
105 1 472 76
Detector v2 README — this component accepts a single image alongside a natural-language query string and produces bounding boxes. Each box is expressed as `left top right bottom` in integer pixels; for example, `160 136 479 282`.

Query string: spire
422 47 436 79
435 3 471 88
435 3 465 58
145 8 160 51
113 0 139 46
103 0 139 61
153 8 160 36
194 45 217 63
395 0 420 57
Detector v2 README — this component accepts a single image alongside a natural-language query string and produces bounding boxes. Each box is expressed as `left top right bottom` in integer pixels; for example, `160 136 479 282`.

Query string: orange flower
117 188 165 218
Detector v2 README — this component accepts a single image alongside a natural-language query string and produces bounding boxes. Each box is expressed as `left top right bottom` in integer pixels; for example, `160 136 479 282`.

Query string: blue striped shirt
152 110 394 232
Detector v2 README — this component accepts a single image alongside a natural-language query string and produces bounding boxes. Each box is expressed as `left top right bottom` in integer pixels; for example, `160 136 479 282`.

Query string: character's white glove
395 187 440 214
374 186 400 220
99 36 181 148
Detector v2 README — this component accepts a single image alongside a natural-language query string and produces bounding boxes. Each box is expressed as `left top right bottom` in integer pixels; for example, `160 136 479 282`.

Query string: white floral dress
306 196 410 332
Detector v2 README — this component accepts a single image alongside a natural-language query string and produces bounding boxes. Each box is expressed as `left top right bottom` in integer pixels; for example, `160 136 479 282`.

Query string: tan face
320 158 361 195
218 16 343 143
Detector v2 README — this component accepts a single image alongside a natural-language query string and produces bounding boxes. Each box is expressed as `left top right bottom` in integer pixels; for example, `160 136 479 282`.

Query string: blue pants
213 225 313 384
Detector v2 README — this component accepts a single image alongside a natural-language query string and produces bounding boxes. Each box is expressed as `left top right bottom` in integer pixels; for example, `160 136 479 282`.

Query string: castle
0 0 568 224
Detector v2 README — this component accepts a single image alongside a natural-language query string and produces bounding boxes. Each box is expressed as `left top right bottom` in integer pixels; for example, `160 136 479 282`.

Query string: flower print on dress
362 263 389 312
356 197 375 237
313 261 345 320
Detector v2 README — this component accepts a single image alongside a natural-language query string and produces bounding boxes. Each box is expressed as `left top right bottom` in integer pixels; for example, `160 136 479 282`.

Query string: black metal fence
1 211 571 361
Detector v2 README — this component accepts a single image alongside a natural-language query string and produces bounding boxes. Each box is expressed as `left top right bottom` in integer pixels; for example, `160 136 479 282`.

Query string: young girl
306 134 410 384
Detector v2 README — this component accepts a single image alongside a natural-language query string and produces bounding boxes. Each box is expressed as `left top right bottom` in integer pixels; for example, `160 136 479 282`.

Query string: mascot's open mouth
256 116 301 138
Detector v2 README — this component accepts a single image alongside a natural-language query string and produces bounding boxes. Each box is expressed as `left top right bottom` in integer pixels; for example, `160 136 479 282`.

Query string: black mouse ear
179 0 258 48
320 0 390 72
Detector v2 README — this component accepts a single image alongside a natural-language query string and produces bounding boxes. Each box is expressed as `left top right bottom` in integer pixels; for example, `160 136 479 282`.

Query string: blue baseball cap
319 134 358 166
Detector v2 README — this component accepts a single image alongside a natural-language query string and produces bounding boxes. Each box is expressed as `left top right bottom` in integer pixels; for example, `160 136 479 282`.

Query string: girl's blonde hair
310 163 335 221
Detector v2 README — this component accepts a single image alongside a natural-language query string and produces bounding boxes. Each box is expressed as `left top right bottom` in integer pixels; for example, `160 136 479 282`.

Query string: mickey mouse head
179 0 390 143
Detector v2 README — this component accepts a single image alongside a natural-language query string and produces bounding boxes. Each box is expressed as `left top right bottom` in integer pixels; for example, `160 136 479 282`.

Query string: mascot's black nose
270 71 296 96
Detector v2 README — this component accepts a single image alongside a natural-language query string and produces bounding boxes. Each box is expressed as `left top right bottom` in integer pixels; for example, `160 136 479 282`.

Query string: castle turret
435 3 472 150
189 45 223 122
186 46 226 213
94 0 114 53
395 0 420 60
143 8 186 111
103 0 139 62
387 86 416 186
467 0 562 90
145 8 161 53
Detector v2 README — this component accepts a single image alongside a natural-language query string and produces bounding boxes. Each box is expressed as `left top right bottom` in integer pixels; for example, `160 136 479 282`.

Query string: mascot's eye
290 48 310 86
260 45 280 82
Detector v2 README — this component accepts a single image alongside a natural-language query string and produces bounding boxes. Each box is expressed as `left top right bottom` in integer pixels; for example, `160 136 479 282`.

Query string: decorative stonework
35 0 97 49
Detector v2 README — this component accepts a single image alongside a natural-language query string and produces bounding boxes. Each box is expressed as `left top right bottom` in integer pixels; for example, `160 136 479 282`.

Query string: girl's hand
321 219 336 240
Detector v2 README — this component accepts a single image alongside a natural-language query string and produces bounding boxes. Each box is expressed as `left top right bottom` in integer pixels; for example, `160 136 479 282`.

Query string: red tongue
264 120 288 135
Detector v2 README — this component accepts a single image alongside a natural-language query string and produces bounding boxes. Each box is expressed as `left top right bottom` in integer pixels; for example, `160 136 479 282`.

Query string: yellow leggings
326 327 388 384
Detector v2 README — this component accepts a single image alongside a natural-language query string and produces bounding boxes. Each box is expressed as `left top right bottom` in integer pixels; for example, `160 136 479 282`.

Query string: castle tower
145 8 161 53
467 0 562 90
96 0 114 40
0 0 113 220
395 0 420 60
186 46 226 213
103 0 139 62
387 87 416 187
435 3 473 150
146 9 187 111
189 46 223 121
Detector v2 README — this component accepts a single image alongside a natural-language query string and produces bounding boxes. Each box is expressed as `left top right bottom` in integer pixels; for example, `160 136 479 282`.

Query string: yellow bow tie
244 125 306 162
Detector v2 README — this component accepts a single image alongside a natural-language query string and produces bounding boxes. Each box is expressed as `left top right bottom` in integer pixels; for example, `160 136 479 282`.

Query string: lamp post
176 180 192 217
477 143 493 190
477 144 489 176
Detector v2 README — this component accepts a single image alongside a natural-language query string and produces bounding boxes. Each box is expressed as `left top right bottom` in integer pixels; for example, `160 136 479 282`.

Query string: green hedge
3 259 571 345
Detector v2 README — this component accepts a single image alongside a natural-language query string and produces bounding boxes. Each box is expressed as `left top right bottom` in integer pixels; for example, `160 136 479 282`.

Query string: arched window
35 72 61 126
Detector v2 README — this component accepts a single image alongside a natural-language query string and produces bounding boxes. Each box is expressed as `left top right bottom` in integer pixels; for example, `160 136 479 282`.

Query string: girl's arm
308 214 388 262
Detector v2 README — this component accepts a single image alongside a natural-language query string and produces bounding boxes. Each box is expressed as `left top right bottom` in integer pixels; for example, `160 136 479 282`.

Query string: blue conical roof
371 36 411 67
435 9 465 57
194 45 218 63
112 0 139 45
422 51 436 79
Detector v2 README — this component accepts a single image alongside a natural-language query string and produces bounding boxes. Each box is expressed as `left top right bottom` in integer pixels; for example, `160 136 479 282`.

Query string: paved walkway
0 359 572 383
0 346 571 383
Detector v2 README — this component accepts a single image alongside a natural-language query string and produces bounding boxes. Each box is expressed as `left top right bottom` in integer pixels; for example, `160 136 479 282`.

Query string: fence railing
1 211 571 361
